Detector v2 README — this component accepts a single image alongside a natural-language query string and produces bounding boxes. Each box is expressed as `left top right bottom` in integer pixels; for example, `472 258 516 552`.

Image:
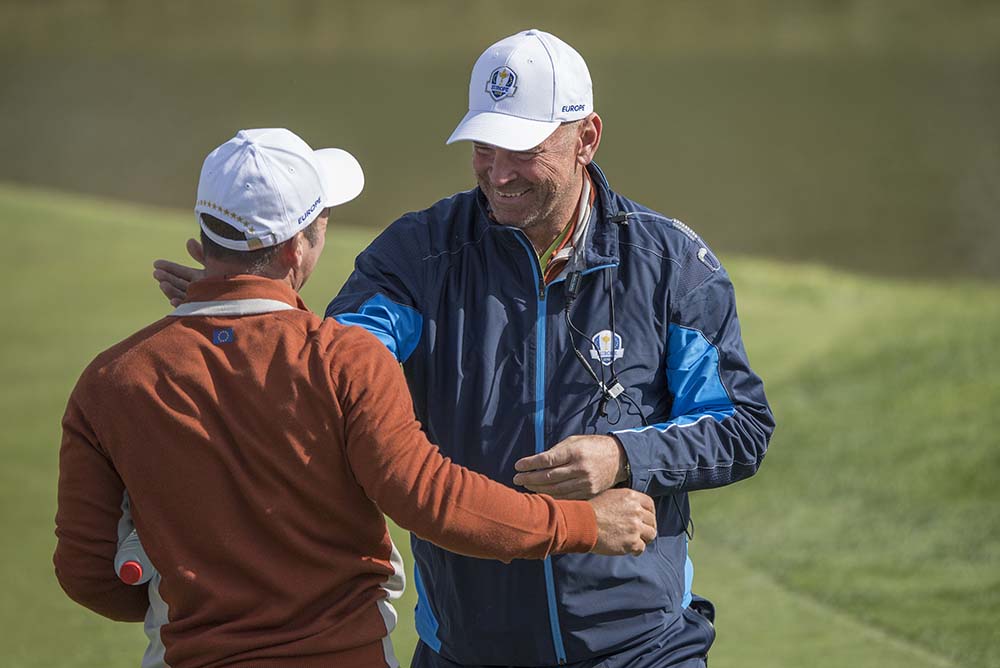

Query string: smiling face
472 114 602 247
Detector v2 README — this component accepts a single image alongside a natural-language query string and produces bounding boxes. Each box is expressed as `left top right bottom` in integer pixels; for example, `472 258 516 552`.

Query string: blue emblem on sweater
212 328 234 345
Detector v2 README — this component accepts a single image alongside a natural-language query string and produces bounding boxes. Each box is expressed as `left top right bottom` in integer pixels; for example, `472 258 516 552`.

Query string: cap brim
446 110 561 151
315 148 365 207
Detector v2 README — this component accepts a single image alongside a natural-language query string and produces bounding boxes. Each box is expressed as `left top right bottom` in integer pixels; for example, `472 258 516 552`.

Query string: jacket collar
582 162 621 271
473 161 621 272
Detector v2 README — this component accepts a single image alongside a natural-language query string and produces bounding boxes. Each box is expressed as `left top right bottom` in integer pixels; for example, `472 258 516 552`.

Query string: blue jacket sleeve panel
333 294 423 364
325 221 426 363
613 266 774 497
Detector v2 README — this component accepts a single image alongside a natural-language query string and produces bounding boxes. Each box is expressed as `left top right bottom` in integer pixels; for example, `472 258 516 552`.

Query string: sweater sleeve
332 328 598 561
53 387 148 622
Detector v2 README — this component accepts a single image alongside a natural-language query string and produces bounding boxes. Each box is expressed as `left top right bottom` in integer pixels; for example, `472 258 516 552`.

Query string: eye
514 151 538 162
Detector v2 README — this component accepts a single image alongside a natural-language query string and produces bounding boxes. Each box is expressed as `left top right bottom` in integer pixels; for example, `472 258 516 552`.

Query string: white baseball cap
447 29 593 151
195 128 364 251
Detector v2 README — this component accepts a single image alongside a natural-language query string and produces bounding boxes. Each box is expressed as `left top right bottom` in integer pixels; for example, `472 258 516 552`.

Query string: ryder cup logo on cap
194 128 364 252
447 28 593 151
487 67 517 100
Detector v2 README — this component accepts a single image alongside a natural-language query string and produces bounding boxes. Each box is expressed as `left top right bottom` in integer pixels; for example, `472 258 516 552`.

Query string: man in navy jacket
156 27 774 668
329 29 774 668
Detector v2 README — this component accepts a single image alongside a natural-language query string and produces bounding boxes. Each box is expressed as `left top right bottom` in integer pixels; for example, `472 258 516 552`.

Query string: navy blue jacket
326 163 774 666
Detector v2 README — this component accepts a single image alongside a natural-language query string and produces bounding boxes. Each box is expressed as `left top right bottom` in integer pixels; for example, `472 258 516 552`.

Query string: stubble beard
483 180 570 245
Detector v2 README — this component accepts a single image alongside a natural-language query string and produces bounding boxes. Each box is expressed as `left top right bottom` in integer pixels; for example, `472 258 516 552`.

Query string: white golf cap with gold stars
195 128 364 251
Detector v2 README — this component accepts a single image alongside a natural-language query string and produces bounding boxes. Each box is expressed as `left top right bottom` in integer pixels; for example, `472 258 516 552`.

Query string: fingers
152 252 206 308
158 280 187 304
635 493 657 536
639 525 656 547
639 511 657 545
628 497 656 554
626 492 656 555
626 531 654 555
512 465 578 488
153 265 193 292
514 446 572 473
639 494 655 513
152 238 205 307
523 481 592 500
153 259 202 285
588 489 659 556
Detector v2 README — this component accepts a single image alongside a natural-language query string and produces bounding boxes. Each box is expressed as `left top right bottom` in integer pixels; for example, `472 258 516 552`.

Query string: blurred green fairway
1 184 997 666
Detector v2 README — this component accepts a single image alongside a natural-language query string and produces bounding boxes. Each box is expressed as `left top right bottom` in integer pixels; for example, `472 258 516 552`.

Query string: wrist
614 439 631 487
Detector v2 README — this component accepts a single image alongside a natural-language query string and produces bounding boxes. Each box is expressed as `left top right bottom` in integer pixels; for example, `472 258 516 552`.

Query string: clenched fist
587 488 656 556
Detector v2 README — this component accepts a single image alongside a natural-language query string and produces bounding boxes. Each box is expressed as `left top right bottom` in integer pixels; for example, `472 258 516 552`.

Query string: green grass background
1 184 997 667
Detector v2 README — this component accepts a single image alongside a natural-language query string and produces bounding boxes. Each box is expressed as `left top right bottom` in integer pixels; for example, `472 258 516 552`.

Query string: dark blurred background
1 0 998 280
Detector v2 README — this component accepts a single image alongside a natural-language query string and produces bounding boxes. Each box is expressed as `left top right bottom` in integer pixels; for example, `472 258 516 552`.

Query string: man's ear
577 113 602 166
278 232 305 270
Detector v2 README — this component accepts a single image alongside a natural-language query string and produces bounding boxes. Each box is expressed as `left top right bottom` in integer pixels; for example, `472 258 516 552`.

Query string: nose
486 149 519 187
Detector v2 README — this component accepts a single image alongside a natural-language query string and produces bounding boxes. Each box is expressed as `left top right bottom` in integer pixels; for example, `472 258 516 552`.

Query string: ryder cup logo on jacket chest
486 67 517 100
590 330 624 366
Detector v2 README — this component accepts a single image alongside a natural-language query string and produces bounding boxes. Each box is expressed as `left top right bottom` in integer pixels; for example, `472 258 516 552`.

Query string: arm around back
329 325 604 561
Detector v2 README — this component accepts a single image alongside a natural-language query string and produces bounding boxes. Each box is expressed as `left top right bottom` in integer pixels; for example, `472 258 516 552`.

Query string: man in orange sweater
53 128 656 668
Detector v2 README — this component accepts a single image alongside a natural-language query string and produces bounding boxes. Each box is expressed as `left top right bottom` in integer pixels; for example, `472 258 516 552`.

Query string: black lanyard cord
604 268 650 428
563 265 693 539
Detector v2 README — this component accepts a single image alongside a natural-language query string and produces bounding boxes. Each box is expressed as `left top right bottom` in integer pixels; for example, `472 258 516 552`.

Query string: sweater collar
172 275 308 316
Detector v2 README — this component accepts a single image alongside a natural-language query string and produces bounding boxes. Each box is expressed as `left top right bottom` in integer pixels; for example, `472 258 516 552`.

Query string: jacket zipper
513 232 567 665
